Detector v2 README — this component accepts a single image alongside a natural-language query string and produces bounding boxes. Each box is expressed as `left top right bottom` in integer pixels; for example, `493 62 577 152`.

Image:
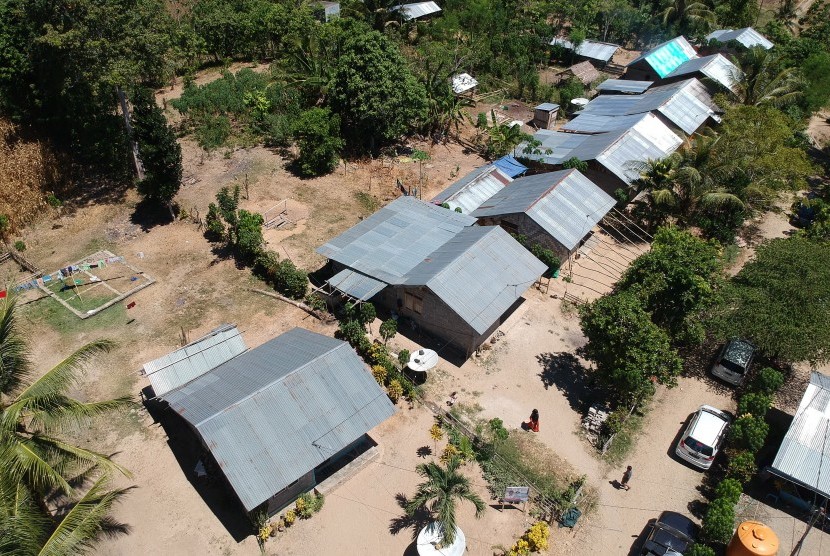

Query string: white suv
675 405 731 470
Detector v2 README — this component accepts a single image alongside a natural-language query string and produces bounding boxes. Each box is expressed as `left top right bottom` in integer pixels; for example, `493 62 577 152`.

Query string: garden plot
33 250 154 318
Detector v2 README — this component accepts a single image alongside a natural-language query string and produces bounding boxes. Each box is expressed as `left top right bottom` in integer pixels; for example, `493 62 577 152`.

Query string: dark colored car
711 339 756 386
640 511 698 556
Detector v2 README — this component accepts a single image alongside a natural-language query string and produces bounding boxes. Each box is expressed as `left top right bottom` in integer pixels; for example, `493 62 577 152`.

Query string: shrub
507 538 531 556
205 203 225 238
737 393 772 419
714 478 743 505
440 443 460 463
752 367 785 396
561 157 588 172
304 293 327 312
686 543 716 556
530 243 560 275
524 521 550 552
398 349 410 367
702 497 736 544
338 320 366 348
0 215 8 239
729 415 769 452
13 240 25 252
379 319 397 344
236 210 264 263
293 107 343 177
46 193 62 207
601 410 625 437
295 492 324 519
366 343 389 366
726 451 757 485
272 259 308 299
387 379 403 403
371 365 387 385
284 509 296 525
489 418 509 442
430 423 444 445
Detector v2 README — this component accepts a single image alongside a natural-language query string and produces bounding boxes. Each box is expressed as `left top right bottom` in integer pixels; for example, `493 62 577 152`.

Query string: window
404 291 423 314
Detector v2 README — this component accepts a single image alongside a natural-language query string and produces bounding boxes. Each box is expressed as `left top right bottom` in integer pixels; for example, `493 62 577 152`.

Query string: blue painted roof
493 155 528 178
629 36 698 78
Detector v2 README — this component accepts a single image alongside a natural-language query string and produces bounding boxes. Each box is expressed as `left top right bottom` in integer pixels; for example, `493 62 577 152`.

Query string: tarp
493 155 528 178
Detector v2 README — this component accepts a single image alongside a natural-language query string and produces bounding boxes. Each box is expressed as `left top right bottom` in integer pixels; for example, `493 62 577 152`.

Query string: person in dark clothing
528 409 540 432
621 465 632 490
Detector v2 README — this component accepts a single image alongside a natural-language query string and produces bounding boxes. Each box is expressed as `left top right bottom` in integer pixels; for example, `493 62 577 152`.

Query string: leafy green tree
728 48 804 107
292 108 343 177
751 368 785 396
328 20 427 151
728 415 769 452
726 450 757 484
236 210 265 263
737 393 771 418
801 53 830 112
714 478 743 505
578 293 683 406
702 497 735 544
709 237 830 364
660 0 716 33
380 319 398 345
131 87 182 218
405 457 486 546
205 203 226 238
617 227 723 344
713 0 759 28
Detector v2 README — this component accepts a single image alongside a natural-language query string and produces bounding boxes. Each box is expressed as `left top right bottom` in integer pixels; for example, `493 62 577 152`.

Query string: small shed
559 61 601 86
706 27 773 50
392 1 441 20
451 73 478 96
533 102 560 130
550 37 620 66
315 1 340 21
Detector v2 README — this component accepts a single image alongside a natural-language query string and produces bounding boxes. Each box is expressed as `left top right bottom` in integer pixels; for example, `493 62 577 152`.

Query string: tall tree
405 457 485 546
292 107 343 177
131 87 182 218
728 48 804 107
660 0 716 32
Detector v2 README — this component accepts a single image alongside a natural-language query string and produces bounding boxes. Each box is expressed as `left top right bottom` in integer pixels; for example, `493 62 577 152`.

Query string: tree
728 48 804 107
131 87 182 218
709 237 830 365
328 20 427 151
235 210 265 263
617 227 723 344
702 497 736 544
405 457 486 546
292 107 343 177
0 297 132 554
379 319 398 345
578 293 683 406
660 0 716 32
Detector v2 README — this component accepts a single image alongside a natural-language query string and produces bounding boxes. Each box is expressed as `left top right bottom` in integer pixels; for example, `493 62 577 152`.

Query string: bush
273 259 308 299
205 203 225 238
726 451 757 485
729 415 769 452
284 509 296 525
293 107 343 177
236 210 264 263
304 293 327 312
398 349 410 367
0 215 8 238
371 365 387 385
702 497 736 544
380 319 397 344
714 478 743 505
338 320 366 348
524 521 550 552
751 367 785 396
737 393 772 419
686 543 716 556
46 193 62 207
489 418 509 442
13 240 25 252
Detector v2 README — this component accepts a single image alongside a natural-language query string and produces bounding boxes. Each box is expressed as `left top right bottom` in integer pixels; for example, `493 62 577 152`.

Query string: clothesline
13 256 126 292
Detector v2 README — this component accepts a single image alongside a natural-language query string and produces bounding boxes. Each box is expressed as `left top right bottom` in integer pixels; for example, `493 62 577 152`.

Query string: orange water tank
727 521 779 556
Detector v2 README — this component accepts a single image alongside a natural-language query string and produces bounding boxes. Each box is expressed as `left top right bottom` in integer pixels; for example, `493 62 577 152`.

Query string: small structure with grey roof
566 78 720 135
517 112 683 193
550 37 620 64
707 27 773 50
315 1 340 21
770 372 830 503
317 197 545 356
142 324 247 398
451 73 478 96
557 61 601 86
663 53 741 93
431 165 513 214
471 169 616 260
597 79 653 95
625 36 698 80
391 1 441 20
533 103 560 130
161 327 396 515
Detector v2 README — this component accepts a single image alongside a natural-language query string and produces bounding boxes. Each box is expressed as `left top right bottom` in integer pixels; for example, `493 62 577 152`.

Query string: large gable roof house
550 37 620 65
471 169 616 259
625 36 698 81
160 328 396 515
707 27 773 50
663 53 741 93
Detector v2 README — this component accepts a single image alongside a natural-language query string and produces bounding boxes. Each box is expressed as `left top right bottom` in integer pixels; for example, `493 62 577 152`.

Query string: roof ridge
526 170 573 211
192 333 349 428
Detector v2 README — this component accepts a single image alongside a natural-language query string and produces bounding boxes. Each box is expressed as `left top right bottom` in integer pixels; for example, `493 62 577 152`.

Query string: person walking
527 409 540 433
620 465 633 491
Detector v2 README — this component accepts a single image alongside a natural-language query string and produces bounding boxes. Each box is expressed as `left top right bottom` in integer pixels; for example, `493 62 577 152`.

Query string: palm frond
650 188 679 207
27 397 134 434
15 340 114 404
698 191 745 210
0 296 32 397
28 436 132 481
0 437 73 495
0 476 49 556
38 476 133 556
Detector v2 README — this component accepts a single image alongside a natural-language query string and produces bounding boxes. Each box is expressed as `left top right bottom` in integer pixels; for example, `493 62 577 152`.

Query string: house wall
584 165 628 197
476 213 570 261
380 285 496 356
624 61 657 81
265 471 316 517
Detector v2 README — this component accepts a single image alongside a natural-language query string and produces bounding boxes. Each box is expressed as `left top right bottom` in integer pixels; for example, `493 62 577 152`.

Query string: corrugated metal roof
562 113 653 134
451 73 478 94
472 169 615 251
707 28 773 49
493 155 528 178
431 166 512 214
666 54 740 92
571 78 719 135
535 102 559 111
550 38 620 62
405 227 546 334
143 324 247 397
392 1 441 19
317 1 340 18
628 36 698 78
327 269 386 301
518 113 683 184
317 196 476 284
164 328 396 511
597 79 653 94
771 372 830 499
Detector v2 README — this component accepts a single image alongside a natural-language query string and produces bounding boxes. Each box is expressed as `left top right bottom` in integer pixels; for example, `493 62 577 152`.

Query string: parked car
675 405 731 470
711 338 756 386
640 511 698 555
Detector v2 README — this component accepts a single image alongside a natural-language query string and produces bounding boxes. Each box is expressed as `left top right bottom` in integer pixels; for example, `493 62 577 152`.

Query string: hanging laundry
0 290 6 298
126 301 136 309
42 275 52 282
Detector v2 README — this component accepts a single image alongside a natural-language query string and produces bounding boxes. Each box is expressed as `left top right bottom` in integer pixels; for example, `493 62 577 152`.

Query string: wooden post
116 87 145 181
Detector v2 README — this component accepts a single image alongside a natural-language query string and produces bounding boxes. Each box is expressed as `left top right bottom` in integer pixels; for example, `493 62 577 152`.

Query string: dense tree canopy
709 237 830 365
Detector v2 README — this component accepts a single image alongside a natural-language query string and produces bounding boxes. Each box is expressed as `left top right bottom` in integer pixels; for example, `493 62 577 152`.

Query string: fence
599 402 639 455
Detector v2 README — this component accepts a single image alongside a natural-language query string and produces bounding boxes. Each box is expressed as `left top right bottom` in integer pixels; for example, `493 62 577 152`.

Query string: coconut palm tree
660 0 716 31
728 47 804 107
405 457 486 546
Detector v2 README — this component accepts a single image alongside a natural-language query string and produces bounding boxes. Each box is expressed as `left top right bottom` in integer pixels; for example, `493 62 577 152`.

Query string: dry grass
0 118 63 233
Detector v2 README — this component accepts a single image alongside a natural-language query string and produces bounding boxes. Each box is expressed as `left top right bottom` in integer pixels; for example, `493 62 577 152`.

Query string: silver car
675 405 731 470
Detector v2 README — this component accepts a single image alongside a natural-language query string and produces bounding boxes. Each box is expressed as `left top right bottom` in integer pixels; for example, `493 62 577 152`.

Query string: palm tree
405 457 486 546
728 47 804 107
0 297 133 554
660 0 716 31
